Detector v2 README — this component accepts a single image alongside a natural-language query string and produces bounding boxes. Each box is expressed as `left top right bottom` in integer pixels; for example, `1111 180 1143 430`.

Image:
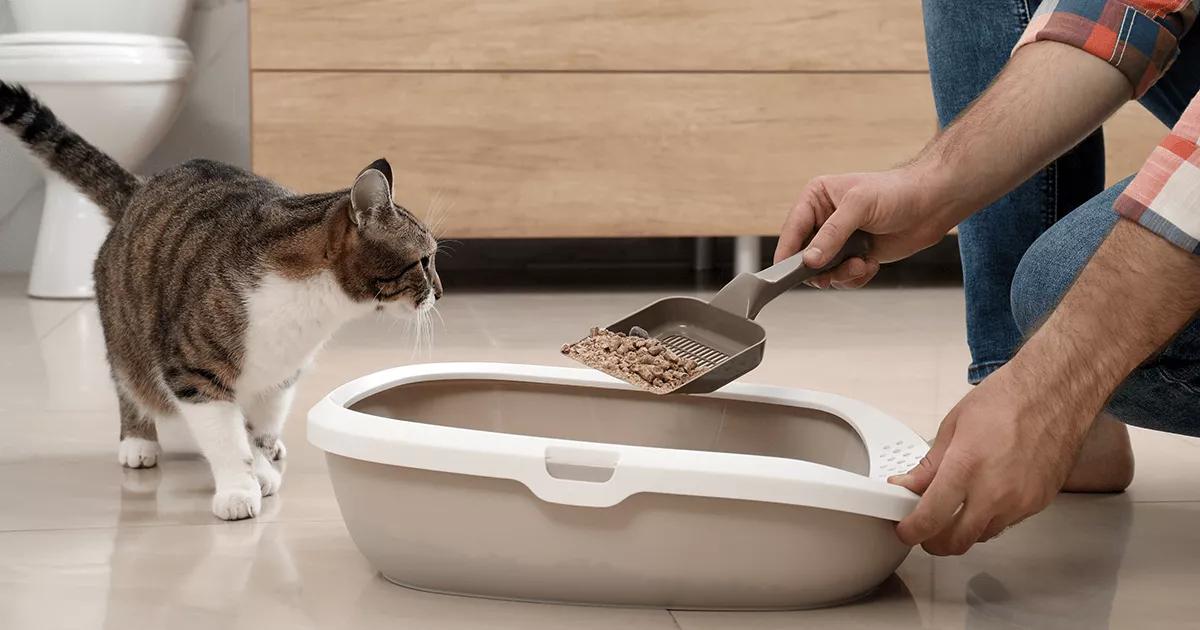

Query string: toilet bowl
0 32 192 298
10 0 193 37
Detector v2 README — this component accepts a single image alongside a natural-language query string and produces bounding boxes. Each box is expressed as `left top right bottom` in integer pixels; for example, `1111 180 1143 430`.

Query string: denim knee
1006 182 1200 436
1009 235 1070 338
1009 193 1123 338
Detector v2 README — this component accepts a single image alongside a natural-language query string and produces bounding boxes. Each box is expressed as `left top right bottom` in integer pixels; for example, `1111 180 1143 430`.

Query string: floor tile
672 552 935 629
0 453 341 532
926 497 1200 630
0 521 680 630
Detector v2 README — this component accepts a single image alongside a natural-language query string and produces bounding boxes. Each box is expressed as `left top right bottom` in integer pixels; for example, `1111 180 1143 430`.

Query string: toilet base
28 172 109 300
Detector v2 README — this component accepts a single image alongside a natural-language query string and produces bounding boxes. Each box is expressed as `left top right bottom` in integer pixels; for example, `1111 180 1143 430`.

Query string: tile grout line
37 302 88 341
0 516 348 536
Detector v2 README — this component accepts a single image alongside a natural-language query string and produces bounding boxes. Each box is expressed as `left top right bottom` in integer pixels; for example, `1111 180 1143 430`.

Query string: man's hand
891 221 1200 555
774 165 960 288
889 365 1088 555
776 41 1130 288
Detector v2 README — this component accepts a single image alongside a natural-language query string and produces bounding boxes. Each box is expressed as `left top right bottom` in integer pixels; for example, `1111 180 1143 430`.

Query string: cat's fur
0 82 442 520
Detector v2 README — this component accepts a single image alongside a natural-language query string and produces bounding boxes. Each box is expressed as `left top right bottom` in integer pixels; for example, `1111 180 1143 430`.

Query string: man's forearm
915 41 1131 228
1008 220 1200 427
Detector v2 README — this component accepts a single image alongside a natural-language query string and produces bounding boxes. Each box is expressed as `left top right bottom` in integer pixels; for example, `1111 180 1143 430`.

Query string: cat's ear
364 158 393 190
349 158 394 226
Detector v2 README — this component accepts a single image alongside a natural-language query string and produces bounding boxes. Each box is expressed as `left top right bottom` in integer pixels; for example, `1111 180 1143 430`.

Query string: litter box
309 362 927 610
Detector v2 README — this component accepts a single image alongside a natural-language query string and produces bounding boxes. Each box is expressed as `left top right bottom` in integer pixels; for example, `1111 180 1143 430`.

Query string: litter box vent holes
872 441 924 479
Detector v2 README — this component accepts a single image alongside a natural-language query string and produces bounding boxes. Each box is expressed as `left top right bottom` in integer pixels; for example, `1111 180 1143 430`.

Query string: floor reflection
958 496 1134 630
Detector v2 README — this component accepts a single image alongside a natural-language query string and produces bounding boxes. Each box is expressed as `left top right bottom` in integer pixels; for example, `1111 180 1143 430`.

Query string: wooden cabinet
250 1 1163 238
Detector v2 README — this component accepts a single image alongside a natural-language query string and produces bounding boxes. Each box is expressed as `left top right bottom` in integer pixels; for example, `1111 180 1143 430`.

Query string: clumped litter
562 327 710 394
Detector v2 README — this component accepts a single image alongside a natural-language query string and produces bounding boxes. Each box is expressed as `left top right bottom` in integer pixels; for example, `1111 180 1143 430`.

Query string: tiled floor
2 274 1199 629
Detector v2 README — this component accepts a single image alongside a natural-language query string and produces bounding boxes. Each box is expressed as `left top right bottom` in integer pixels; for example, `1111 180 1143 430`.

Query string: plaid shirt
1016 0 1200 253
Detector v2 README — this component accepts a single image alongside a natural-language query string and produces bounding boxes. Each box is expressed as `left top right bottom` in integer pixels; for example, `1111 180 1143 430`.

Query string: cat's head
332 158 442 314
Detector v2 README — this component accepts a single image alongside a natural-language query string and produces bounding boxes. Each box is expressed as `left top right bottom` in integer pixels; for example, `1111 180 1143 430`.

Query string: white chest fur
239 271 370 396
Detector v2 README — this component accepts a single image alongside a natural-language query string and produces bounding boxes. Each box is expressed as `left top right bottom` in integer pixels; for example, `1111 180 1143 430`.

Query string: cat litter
561 327 708 394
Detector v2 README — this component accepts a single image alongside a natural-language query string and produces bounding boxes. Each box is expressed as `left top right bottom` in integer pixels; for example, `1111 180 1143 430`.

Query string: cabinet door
251 0 927 72
253 72 936 238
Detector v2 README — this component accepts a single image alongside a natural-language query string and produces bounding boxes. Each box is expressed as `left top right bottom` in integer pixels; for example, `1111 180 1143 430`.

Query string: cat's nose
419 288 437 308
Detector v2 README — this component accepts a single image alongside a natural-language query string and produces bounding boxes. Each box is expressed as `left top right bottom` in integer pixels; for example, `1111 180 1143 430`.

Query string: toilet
0 0 194 299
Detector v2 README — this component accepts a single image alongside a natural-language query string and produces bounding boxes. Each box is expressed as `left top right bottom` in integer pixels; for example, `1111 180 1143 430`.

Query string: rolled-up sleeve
1115 99 1200 252
1014 0 1198 97
1016 1 1200 253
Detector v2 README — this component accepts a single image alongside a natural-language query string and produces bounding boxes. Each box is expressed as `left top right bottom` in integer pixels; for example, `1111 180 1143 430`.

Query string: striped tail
0 81 140 223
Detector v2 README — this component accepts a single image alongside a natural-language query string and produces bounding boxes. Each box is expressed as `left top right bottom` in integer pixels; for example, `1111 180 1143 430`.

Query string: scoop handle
709 231 871 319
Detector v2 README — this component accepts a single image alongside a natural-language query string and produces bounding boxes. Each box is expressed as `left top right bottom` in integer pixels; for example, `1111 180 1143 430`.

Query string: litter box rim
308 362 925 522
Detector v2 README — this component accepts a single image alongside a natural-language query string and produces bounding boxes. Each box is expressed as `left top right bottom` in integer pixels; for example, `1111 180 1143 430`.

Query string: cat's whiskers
424 190 443 226
410 307 431 360
423 308 435 359
432 200 454 239
403 308 420 359
385 307 401 335
419 310 428 359
436 239 461 259
424 190 455 240
423 192 438 236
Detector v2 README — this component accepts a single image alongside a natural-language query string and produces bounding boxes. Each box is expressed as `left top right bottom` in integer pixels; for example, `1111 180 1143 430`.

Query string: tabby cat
0 82 442 520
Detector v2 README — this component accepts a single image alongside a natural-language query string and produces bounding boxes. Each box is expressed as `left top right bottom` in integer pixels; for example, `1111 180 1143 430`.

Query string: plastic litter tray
309 362 927 610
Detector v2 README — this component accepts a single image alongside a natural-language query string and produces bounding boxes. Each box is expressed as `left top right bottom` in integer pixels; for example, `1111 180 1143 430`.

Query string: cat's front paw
254 455 282 497
118 437 160 468
211 483 261 521
254 434 287 461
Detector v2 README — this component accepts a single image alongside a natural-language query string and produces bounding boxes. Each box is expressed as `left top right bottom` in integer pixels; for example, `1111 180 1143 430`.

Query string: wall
0 0 251 272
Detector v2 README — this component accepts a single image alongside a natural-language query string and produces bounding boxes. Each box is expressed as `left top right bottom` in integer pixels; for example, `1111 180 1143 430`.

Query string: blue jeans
924 0 1200 436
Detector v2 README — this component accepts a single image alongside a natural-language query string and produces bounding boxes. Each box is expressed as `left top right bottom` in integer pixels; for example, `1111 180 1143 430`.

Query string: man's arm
894 219 1200 554
912 41 1132 231
775 0 1200 556
784 0 1198 279
783 41 1131 272
886 2 1200 554
1012 220 1200 427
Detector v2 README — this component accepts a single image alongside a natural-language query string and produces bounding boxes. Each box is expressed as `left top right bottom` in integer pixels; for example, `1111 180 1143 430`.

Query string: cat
0 81 442 520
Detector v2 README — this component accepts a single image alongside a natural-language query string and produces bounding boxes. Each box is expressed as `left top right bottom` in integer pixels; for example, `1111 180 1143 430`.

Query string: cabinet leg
733 236 761 276
693 237 714 272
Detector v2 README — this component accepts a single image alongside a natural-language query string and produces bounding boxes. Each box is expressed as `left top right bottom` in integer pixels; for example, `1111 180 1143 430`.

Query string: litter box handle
710 231 871 319
526 446 629 508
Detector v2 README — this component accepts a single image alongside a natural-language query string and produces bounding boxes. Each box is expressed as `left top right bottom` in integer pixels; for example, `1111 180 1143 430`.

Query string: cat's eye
373 259 422 284
420 256 431 269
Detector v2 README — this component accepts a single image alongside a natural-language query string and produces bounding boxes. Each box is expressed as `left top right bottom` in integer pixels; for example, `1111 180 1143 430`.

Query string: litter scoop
567 231 871 394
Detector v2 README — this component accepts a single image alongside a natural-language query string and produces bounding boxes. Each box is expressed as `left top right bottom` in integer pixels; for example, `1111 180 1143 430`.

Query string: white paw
211 484 262 521
255 456 282 497
118 438 161 469
256 436 287 461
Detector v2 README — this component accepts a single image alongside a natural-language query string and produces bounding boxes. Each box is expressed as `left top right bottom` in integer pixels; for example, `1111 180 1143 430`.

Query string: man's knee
1010 209 1119 337
1010 237 1072 338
